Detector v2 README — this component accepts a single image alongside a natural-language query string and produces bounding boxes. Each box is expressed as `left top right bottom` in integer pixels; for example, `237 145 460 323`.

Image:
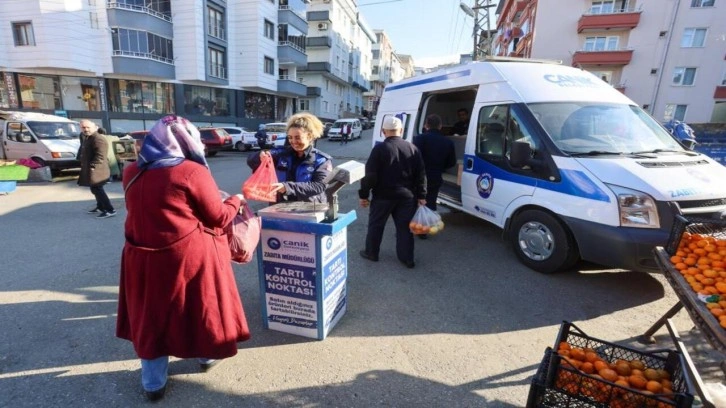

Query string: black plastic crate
665 214 726 256
526 322 694 408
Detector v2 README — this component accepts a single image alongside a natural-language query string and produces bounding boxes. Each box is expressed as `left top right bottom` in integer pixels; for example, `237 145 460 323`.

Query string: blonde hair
286 112 324 140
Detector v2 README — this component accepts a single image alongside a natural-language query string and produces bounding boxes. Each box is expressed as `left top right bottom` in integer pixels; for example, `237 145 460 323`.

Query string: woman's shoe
199 359 222 372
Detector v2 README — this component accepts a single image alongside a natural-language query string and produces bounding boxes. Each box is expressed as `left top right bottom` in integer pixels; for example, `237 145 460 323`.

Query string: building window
672 67 696 86
691 0 715 7
299 99 309 111
323 101 328 113
209 48 227 79
583 36 619 51
208 7 225 40
17 74 60 109
111 28 174 64
108 79 175 114
681 28 707 47
722 71 726 86
12 22 35 46
664 104 687 121
264 57 275 75
589 0 615 14
60 77 104 111
591 71 613 84
112 0 171 18
264 20 274 40
243 91 274 119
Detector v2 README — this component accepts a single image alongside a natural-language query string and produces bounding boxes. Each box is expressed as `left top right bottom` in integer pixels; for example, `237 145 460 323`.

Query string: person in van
358 116 427 268
452 108 470 136
413 114 457 218
247 112 332 203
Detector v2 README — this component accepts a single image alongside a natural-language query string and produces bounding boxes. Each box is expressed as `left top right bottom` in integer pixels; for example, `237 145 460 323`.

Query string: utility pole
460 0 496 61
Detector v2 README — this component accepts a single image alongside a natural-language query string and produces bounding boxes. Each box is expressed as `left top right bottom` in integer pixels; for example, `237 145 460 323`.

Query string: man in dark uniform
414 114 457 212
452 108 470 136
358 116 427 269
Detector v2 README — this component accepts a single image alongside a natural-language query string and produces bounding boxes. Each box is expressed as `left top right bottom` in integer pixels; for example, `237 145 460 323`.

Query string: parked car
223 126 257 152
198 127 232 156
360 118 372 130
328 118 363 140
264 122 288 148
322 122 333 138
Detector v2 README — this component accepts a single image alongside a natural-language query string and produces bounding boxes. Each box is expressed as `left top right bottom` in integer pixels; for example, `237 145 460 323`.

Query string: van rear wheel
510 209 579 274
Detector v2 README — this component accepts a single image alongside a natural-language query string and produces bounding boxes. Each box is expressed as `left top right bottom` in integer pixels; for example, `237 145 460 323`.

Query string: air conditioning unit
317 23 328 30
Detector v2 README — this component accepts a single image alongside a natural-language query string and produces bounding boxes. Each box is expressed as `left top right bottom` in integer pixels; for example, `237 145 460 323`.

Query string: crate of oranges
526 321 694 408
660 214 726 348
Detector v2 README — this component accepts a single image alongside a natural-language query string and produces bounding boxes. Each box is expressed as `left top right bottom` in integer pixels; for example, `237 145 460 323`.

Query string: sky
357 0 500 68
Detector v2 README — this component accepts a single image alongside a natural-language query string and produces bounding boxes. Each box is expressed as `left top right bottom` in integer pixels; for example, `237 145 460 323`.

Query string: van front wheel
510 210 578 274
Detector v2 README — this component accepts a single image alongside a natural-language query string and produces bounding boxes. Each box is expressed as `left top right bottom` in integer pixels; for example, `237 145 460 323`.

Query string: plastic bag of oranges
409 205 445 235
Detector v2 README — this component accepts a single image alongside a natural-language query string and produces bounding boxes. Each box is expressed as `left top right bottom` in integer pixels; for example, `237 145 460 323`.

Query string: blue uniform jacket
247 146 333 203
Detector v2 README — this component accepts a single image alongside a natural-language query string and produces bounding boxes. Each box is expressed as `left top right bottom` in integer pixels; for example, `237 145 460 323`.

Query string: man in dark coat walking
78 119 115 218
413 114 457 212
358 116 426 268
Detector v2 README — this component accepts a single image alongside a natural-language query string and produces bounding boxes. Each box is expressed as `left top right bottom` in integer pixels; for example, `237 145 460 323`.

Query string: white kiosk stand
256 161 363 340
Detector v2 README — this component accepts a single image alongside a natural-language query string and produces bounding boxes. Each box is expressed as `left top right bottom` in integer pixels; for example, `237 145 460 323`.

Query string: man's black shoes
359 250 378 262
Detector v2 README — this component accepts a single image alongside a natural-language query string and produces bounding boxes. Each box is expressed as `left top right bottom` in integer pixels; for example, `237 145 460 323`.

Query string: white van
328 118 362 141
0 111 81 173
372 60 726 274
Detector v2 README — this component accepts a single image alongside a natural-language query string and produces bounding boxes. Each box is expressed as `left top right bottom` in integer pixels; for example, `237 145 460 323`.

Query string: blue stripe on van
467 155 610 203
385 70 472 92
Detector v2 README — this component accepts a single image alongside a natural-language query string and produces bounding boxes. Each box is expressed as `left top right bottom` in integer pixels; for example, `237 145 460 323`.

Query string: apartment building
364 30 394 116
299 0 373 122
493 0 726 124
0 0 313 133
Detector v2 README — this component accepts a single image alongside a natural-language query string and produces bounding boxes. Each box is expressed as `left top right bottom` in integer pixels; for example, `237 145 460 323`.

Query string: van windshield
527 102 683 155
332 121 348 128
27 121 79 140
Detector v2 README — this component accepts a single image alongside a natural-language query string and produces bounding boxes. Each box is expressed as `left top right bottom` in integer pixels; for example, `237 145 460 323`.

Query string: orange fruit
569 348 586 361
594 360 609 372
643 368 660 381
580 361 595 374
629 360 645 370
558 341 571 351
646 380 663 393
584 351 599 363
628 375 648 389
614 361 632 376
599 368 618 382
711 308 725 317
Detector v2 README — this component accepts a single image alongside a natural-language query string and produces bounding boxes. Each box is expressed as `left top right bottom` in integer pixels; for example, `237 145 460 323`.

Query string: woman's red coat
116 161 250 360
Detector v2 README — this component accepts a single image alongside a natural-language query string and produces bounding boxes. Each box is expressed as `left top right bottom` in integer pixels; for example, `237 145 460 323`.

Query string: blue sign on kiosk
256 161 363 340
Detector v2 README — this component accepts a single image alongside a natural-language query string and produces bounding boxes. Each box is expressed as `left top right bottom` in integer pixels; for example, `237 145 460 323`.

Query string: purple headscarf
136 115 208 170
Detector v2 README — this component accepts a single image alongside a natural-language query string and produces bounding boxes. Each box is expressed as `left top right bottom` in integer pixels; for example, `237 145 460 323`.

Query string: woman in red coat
116 116 250 401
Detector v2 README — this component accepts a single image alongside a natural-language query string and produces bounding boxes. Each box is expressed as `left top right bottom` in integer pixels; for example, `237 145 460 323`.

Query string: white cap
382 116 403 130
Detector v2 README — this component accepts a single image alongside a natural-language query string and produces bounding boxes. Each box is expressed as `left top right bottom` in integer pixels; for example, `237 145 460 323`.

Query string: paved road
0 129 721 407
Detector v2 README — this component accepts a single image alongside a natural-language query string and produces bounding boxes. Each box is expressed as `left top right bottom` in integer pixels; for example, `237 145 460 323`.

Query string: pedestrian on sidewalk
116 115 251 402
358 116 427 269
340 123 351 146
78 119 116 218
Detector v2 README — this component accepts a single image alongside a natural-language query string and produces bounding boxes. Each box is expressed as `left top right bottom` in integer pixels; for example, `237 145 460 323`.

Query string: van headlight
51 152 75 159
606 184 659 228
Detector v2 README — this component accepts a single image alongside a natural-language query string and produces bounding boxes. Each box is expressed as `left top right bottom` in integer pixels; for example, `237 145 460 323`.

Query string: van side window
476 105 509 156
6 122 34 143
477 105 539 159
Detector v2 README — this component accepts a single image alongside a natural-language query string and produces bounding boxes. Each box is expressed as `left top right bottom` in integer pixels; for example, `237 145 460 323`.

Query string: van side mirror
510 141 533 168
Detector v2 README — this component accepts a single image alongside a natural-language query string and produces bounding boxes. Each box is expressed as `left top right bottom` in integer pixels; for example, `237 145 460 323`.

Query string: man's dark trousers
90 182 113 212
364 197 417 263
425 178 443 211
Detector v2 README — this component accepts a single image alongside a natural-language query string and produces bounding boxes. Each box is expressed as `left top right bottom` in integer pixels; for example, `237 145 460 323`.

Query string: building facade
0 0 317 133
364 29 394 116
493 0 726 123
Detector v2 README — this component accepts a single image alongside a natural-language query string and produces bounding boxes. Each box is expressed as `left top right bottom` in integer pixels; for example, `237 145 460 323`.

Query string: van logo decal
544 74 600 88
385 70 471 92
476 173 494 199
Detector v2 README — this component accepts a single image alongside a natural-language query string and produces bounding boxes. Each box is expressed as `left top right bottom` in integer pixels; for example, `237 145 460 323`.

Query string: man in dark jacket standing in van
414 114 457 213
359 116 426 268
78 119 115 218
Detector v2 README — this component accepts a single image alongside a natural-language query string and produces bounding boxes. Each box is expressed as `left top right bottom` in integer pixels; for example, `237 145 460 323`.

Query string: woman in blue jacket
247 112 332 203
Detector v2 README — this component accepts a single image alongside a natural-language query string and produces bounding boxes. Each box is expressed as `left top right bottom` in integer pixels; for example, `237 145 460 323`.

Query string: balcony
111 51 175 79
278 6 308 35
298 62 331 73
278 78 307 97
307 87 321 97
715 86 726 99
572 49 633 66
306 36 332 48
278 41 307 67
306 10 331 22
578 11 641 33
